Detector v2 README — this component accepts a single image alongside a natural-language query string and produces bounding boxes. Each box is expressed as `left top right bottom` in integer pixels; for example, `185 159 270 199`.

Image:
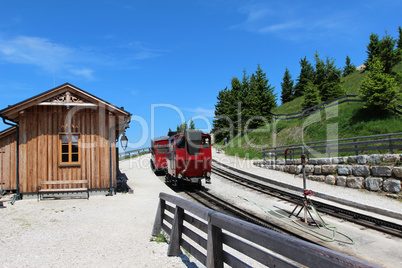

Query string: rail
262 132 402 160
271 94 363 120
118 147 150 159
152 192 378 268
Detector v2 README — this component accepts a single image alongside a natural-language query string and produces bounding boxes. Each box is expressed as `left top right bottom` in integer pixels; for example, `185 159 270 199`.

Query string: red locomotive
166 130 211 188
150 136 169 174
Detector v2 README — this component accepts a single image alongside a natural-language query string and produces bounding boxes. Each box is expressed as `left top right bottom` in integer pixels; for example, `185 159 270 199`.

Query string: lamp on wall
120 134 128 151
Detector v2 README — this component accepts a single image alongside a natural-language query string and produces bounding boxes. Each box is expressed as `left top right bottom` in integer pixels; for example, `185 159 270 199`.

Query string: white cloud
0 35 95 80
184 107 215 118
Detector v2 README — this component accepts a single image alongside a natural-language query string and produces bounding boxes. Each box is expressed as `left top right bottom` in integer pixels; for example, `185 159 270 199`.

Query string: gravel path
0 155 196 268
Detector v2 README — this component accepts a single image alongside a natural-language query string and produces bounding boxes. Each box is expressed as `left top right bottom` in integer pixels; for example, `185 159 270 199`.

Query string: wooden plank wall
17 105 117 193
0 129 17 191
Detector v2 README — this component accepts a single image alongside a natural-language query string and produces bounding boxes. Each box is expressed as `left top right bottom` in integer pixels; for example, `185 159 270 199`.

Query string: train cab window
202 137 210 149
157 143 168 154
176 136 185 150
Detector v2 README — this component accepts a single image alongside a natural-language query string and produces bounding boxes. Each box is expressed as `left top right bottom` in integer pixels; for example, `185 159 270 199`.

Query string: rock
321 165 337 174
367 154 381 165
286 159 294 165
276 159 285 165
289 165 296 174
371 166 392 177
352 165 370 176
332 157 347 164
346 177 364 189
356 155 367 164
338 165 352 175
383 179 401 193
382 154 399 163
308 175 325 182
308 159 318 165
336 176 347 187
325 175 336 185
283 165 290 173
365 177 383 191
348 156 358 164
304 165 314 173
393 167 402 178
314 165 322 175
317 158 332 165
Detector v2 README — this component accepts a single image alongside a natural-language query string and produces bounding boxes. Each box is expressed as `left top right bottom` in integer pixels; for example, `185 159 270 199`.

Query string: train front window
176 136 185 150
157 143 168 154
202 137 210 149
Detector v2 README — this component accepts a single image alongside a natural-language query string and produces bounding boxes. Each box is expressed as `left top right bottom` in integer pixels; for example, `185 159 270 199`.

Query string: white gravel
0 155 196 268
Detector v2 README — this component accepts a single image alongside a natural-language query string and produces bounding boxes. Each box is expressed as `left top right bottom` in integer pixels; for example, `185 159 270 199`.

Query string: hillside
221 62 402 159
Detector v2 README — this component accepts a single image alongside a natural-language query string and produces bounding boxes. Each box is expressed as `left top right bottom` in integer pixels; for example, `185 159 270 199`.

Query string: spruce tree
280 68 294 104
212 88 232 142
378 32 397 73
343 55 356 77
302 81 321 111
398 26 402 50
360 57 399 113
365 33 380 70
294 57 315 97
320 56 346 102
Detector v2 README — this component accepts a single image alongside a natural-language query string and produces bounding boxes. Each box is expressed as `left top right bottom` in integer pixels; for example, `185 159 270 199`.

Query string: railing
262 132 402 160
118 147 150 159
152 192 378 268
272 94 363 120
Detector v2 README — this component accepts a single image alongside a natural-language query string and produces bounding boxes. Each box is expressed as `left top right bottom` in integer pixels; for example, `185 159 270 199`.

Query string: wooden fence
118 147 150 159
262 132 402 160
152 192 378 268
272 94 363 120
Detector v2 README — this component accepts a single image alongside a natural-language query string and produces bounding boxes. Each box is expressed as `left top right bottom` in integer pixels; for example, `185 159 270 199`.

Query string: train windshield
156 143 168 154
186 131 202 156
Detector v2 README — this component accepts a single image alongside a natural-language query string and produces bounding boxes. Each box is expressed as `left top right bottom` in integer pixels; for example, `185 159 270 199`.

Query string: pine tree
189 119 195 129
364 33 380 71
378 31 397 73
360 57 399 113
302 81 321 111
280 67 294 104
294 57 315 97
321 56 346 102
212 88 232 142
343 55 356 77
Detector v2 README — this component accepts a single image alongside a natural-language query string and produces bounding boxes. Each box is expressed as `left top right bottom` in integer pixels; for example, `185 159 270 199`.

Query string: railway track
211 161 402 239
184 189 318 244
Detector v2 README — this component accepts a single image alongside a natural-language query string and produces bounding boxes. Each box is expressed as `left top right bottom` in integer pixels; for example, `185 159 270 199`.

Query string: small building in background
0 83 131 197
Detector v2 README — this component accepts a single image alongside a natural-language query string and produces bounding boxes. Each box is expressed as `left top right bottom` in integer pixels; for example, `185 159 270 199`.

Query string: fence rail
272 94 363 120
262 132 402 160
118 147 150 159
152 192 378 268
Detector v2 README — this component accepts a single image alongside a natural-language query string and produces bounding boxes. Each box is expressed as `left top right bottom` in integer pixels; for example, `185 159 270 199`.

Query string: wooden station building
0 83 131 197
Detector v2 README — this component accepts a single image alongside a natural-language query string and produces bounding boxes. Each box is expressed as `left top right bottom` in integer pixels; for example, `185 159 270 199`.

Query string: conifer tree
302 81 321 110
343 55 356 77
365 33 380 71
398 26 402 50
280 67 294 104
294 57 315 97
378 32 397 73
360 57 399 113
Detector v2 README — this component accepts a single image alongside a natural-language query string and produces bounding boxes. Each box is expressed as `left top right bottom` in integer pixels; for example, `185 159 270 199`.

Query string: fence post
151 199 166 237
168 206 184 256
354 139 358 156
207 211 223 268
389 135 393 154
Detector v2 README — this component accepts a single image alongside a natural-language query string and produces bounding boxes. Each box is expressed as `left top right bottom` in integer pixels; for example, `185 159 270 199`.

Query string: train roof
151 136 169 143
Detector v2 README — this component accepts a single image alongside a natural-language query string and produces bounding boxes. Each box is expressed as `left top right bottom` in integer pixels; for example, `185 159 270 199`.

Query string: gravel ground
1 151 401 267
0 155 197 268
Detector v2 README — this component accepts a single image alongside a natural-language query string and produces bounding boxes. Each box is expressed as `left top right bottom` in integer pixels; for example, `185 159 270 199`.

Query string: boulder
336 176 347 187
365 177 383 192
393 167 402 178
338 165 352 175
332 157 347 164
383 179 401 193
314 165 322 175
325 175 336 185
352 165 370 176
321 165 337 174
371 166 392 177
346 177 364 189
367 154 381 165
382 154 399 163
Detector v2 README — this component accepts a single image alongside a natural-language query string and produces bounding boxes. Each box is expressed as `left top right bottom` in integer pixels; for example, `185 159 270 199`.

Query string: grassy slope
222 62 402 159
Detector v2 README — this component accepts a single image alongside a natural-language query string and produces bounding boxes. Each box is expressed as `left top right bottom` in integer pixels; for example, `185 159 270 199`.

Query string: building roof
0 83 131 123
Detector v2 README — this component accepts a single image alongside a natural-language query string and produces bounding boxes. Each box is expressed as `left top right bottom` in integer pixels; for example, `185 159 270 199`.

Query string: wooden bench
0 194 16 208
37 180 89 201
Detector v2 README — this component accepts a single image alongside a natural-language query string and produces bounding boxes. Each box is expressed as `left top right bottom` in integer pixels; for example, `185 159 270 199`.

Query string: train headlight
178 173 183 179
206 172 211 177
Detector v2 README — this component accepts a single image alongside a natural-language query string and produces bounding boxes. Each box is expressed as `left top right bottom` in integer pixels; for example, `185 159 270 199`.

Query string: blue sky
0 0 401 150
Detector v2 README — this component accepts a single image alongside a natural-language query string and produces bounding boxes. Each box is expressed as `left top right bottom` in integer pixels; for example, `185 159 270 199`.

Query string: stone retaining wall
253 154 402 194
